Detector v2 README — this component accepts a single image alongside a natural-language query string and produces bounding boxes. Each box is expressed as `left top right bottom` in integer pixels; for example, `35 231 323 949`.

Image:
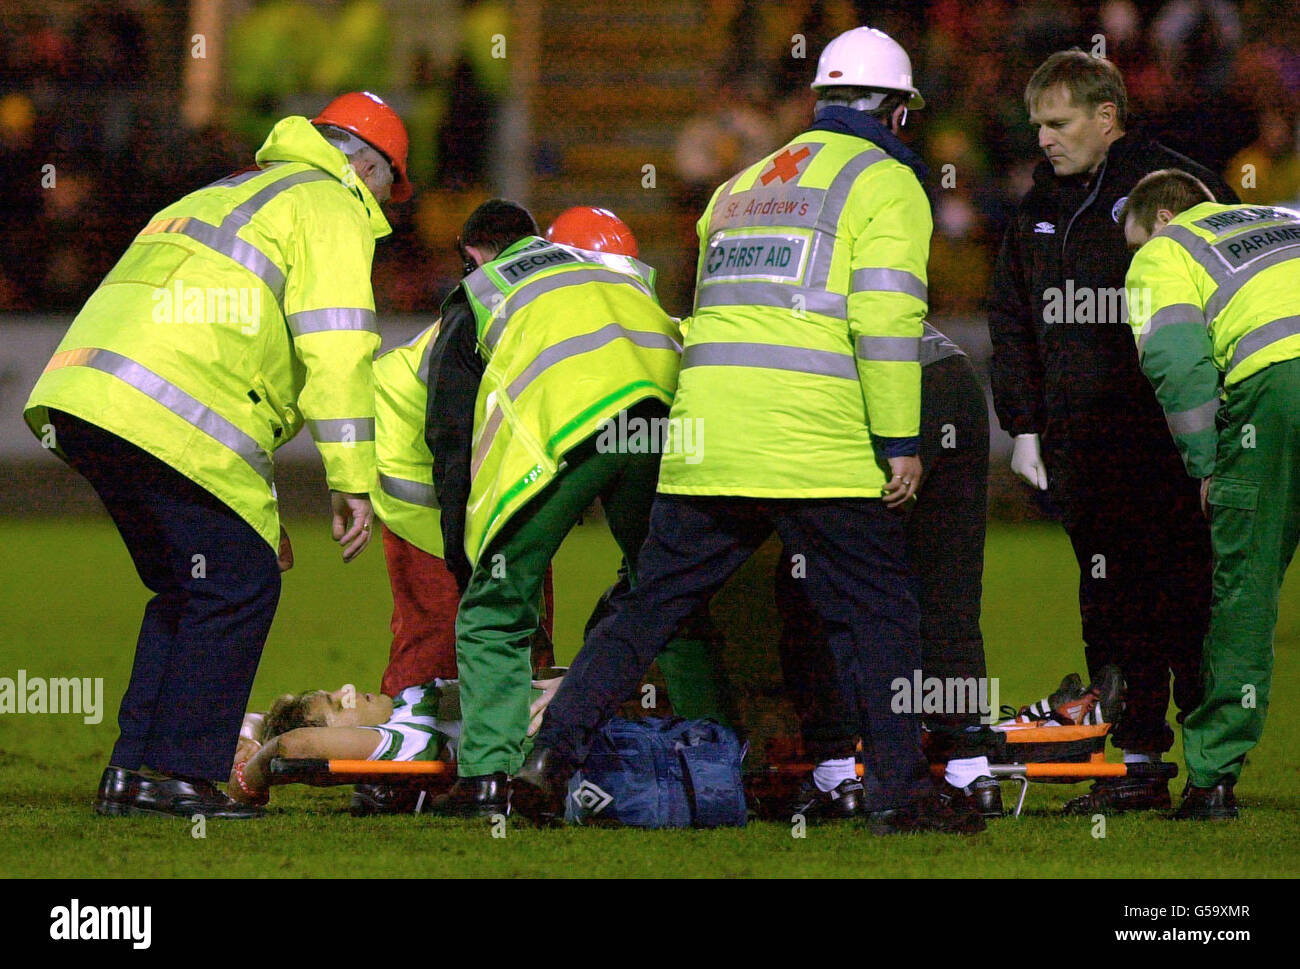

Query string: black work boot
350 783 425 816
1172 780 1238 821
1062 776 1170 815
511 747 574 826
870 793 986 835
790 777 867 823
93 766 141 816
939 775 1004 818
127 771 264 819
427 773 511 819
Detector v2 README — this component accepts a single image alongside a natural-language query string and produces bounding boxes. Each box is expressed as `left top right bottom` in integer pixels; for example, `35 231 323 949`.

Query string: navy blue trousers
52 412 280 781
536 494 933 807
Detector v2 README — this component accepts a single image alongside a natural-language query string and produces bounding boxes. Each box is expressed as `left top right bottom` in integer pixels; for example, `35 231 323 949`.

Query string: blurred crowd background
1 0 1297 320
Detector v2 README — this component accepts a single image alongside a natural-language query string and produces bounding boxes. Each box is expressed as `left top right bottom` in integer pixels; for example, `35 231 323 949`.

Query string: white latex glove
528 671 566 736
1011 433 1049 490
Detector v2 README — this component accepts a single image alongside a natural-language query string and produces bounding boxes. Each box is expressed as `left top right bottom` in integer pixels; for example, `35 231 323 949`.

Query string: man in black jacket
988 51 1237 815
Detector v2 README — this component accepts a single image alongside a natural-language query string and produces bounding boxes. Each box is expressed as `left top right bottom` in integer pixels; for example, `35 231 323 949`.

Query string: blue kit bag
564 717 748 828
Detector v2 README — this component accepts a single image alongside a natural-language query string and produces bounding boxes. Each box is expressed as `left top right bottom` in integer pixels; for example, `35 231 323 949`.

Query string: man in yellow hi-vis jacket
23 91 410 820
424 199 688 817
516 29 984 835
1122 170 1300 820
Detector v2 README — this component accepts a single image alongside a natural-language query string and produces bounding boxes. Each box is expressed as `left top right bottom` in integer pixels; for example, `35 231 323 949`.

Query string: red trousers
380 525 554 695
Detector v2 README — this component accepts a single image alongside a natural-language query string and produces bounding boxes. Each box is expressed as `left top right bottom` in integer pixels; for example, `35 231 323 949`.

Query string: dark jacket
425 284 482 591
988 132 1237 476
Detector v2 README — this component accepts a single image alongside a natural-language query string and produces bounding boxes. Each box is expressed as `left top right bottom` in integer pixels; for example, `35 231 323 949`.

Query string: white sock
813 757 857 792
945 756 990 789
1123 751 1158 764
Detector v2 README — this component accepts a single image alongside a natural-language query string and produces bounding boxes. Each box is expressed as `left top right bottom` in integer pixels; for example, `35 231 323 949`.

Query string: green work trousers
455 421 721 776
1184 356 1300 787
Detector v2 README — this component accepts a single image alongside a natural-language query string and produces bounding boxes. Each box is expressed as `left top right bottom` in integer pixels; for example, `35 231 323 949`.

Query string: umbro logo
1034 222 1056 234
571 779 613 814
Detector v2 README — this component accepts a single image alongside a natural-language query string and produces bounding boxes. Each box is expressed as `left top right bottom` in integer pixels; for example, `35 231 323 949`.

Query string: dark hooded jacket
988 130 1237 500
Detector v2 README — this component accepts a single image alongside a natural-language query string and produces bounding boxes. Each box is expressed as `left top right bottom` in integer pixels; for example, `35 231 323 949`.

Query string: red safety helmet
545 206 639 257
313 91 412 202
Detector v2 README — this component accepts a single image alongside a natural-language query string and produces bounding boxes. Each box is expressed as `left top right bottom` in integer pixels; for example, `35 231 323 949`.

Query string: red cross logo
760 147 811 185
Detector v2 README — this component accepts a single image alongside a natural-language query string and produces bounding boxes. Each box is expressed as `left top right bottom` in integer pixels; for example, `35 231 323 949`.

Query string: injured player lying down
228 676 562 806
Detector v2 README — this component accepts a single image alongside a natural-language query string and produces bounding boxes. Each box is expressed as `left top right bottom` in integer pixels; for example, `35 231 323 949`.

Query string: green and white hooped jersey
365 680 458 762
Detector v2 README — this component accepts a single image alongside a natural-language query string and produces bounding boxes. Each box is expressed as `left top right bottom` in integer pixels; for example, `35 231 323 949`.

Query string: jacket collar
808 105 929 180
254 116 392 239
1030 130 1147 192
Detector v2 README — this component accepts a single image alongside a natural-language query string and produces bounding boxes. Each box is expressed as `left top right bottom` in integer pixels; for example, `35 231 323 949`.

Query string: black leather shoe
350 783 425 816
119 772 264 819
1062 776 1170 815
791 778 866 822
427 773 511 819
511 747 574 826
939 776 1004 818
1172 780 1238 821
870 792 986 835
93 766 141 816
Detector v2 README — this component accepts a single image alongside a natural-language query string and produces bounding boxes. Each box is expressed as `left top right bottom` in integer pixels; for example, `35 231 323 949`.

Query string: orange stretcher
747 721 1178 818
269 722 1178 819
268 758 454 787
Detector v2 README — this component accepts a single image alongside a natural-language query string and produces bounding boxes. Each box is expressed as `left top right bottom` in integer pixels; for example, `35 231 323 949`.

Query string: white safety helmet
810 27 924 110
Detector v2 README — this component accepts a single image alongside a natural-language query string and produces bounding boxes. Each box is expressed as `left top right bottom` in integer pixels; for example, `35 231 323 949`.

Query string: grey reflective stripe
920 323 965 366
696 146 889 315
287 307 378 335
1205 247 1300 321
417 332 438 385
170 220 287 301
1161 225 1222 278
470 406 505 479
626 256 657 288
707 170 749 231
222 169 333 231
707 143 827 232
855 335 920 362
1229 314 1300 374
483 317 507 354
682 341 857 380
850 267 927 302
806 148 889 290
157 169 334 304
58 348 272 483
380 473 438 508
1165 398 1219 437
1138 302 1206 353
470 324 682 479
483 268 656 354
704 145 888 295
696 281 847 317
1161 223 1300 321
465 267 499 317
307 417 376 443
204 165 278 190
506 324 680 397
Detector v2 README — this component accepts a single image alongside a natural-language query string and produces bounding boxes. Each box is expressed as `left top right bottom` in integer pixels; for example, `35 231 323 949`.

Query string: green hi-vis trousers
1184 356 1300 788
454 414 724 777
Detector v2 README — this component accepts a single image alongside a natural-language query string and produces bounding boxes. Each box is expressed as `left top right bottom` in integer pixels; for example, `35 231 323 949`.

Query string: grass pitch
1 517 1296 878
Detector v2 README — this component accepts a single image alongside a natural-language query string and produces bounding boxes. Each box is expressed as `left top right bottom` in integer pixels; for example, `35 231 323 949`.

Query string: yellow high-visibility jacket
658 128 930 497
461 237 681 564
25 116 390 548
372 322 443 556
1126 201 1300 477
